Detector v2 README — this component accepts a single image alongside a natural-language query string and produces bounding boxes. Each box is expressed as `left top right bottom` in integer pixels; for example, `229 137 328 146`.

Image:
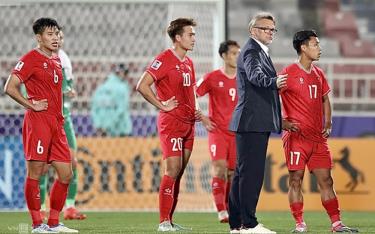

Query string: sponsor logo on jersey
219 81 224 87
299 77 304 84
14 61 24 71
175 65 180 71
43 62 48 69
151 60 162 70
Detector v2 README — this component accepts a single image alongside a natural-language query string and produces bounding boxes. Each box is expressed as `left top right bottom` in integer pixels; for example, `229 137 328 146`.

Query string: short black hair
218 40 240 57
167 18 196 42
32 17 60 35
293 30 318 54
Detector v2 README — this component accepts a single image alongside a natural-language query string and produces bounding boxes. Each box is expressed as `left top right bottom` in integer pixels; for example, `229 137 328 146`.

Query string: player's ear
36 34 42 43
175 34 182 43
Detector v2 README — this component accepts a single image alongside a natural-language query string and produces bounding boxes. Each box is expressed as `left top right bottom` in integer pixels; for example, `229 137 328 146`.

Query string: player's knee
58 171 73 183
164 167 181 179
289 175 303 190
319 176 334 189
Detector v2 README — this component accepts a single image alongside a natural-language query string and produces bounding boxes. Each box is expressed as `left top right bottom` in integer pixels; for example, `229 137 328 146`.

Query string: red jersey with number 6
12 49 64 120
196 69 238 132
146 48 196 123
279 63 330 142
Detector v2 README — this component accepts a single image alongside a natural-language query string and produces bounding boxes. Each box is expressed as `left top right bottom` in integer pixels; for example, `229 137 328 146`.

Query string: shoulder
150 49 173 69
20 49 39 62
283 63 298 74
312 64 324 74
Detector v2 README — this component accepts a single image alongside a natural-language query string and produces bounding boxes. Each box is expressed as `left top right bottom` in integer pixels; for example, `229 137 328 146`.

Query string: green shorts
64 115 77 151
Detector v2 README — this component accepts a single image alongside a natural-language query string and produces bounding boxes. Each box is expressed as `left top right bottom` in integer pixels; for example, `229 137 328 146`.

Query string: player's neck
298 57 312 71
172 46 187 60
36 46 53 57
223 65 236 78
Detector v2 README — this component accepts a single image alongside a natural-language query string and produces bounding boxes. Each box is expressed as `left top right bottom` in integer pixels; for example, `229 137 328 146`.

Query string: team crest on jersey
43 62 48 69
151 60 162 70
218 81 224 87
175 65 180 71
14 61 24 71
299 77 304 84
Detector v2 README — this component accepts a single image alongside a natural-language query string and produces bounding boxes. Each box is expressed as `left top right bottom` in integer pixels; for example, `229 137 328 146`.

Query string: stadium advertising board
0 137 373 210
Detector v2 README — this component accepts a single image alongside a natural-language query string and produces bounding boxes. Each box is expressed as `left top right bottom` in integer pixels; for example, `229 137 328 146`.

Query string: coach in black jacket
228 12 287 234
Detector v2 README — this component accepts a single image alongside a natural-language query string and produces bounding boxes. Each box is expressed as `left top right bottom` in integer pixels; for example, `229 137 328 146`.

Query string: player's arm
322 94 332 138
136 72 178 112
4 74 47 111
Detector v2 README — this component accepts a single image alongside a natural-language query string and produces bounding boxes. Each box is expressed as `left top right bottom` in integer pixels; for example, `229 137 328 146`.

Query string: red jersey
12 49 64 120
280 63 330 142
146 49 196 123
196 69 238 132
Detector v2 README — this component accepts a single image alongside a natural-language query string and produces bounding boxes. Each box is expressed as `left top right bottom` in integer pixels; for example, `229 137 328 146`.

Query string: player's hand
194 109 203 122
31 99 48 111
201 115 216 131
276 74 288 89
322 121 332 138
282 119 299 132
161 96 178 112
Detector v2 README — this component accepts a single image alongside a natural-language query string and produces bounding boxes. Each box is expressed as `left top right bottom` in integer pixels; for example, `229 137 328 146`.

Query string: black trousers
228 131 270 229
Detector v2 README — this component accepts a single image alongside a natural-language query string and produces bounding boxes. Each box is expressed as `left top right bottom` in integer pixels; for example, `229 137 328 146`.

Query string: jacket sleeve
243 49 277 89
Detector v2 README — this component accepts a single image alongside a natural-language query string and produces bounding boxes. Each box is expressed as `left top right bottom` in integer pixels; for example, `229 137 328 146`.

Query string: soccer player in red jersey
196 40 240 223
280 30 358 233
136 18 202 232
4 18 78 233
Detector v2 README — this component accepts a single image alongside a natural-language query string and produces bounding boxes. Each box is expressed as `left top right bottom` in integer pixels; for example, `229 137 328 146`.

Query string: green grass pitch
0 211 374 233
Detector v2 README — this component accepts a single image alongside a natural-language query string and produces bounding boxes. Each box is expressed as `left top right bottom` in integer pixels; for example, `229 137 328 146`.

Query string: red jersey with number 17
196 69 238 132
12 49 64 120
146 49 196 123
279 63 330 142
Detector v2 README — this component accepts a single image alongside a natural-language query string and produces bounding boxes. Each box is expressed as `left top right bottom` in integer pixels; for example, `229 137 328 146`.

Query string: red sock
225 181 231 210
159 175 175 223
48 180 69 227
25 177 42 227
169 178 180 221
212 177 226 212
290 202 304 224
322 197 341 224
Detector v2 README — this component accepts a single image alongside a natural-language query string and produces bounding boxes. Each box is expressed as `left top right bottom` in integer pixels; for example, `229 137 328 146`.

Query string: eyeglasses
254 26 278 34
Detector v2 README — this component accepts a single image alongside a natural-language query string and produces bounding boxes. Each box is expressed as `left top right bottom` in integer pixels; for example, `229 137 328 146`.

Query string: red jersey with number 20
12 49 64 120
146 49 196 123
280 63 330 143
196 69 238 132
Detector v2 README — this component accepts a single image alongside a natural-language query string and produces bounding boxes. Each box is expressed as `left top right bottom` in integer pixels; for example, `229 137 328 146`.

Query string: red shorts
157 114 195 159
282 131 332 171
23 111 71 163
208 128 236 170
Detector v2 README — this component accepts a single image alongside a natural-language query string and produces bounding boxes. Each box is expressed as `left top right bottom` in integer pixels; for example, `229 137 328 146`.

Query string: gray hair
248 12 276 32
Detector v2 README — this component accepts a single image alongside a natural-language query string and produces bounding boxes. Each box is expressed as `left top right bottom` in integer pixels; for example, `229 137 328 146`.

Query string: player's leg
283 132 309 232
310 142 358 233
23 112 56 232
47 123 78 233
208 131 229 222
26 161 47 228
63 117 86 220
39 164 49 220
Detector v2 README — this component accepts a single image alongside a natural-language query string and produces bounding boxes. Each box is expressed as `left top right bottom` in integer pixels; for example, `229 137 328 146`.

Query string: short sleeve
146 53 170 81
12 55 34 83
321 70 331 96
278 66 289 94
196 73 211 97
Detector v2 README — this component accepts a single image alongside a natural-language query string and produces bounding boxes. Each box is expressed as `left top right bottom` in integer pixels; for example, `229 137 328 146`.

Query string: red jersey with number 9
196 69 238 132
279 63 330 142
12 49 64 120
146 49 196 123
